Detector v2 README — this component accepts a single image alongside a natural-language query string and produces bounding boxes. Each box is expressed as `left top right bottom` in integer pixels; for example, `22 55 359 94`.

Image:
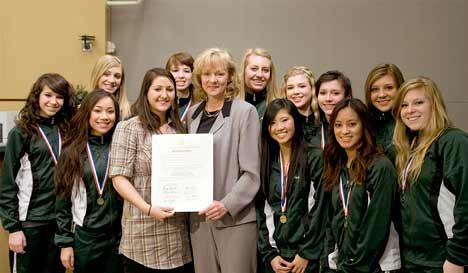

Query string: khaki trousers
190 215 257 273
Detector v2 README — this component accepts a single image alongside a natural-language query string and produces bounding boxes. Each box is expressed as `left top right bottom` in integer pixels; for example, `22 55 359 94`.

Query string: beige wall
0 0 107 110
0 1 107 271
110 0 468 131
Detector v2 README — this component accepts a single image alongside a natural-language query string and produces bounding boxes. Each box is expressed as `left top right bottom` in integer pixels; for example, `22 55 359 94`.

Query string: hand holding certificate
151 134 213 212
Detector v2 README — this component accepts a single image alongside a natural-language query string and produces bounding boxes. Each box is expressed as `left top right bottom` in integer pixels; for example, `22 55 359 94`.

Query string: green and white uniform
245 90 266 121
372 111 396 162
0 117 63 273
399 128 468 272
55 134 123 273
299 113 320 145
327 155 400 273
177 93 192 121
257 146 325 273
309 121 329 151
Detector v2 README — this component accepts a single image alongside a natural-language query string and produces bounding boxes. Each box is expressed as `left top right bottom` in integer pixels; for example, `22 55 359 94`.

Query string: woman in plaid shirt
109 68 193 273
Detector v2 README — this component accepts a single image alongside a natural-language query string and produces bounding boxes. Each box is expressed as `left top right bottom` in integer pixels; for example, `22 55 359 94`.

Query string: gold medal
97 197 104 206
280 214 287 224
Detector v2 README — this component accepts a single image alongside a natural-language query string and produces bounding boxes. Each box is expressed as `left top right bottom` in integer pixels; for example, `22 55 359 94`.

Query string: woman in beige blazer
186 48 261 273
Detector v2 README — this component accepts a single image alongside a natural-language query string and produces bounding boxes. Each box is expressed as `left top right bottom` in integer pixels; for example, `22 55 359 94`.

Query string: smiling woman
311 70 352 150
239 48 278 120
364 63 405 155
187 48 260 273
393 77 468 273
166 52 195 121
322 98 401 273
108 68 192 272
0 73 77 273
90 55 131 120
279 66 320 144
54 90 122 273
256 99 325 273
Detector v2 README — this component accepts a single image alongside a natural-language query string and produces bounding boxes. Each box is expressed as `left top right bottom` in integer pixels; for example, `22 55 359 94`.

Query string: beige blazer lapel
209 113 225 134
189 113 202 133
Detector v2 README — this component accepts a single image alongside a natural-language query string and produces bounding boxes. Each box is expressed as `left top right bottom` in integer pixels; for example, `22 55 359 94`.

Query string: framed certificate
151 134 213 212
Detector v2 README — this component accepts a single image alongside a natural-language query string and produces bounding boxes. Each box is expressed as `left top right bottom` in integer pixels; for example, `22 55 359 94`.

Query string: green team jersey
256 146 326 271
399 128 468 271
0 118 61 232
328 155 398 273
245 89 266 121
55 134 123 248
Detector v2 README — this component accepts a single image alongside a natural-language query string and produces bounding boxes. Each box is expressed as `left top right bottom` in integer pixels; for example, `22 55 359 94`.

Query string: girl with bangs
239 48 278 120
0 73 77 273
90 55 132 120
187 48 260 273
54 90 123 273
323 98 400 273
166 52 196 121
364 63 405 157
109 68 192 273
312 71 352 150
393 77 468 272
279 66 320 144
256 99 325 273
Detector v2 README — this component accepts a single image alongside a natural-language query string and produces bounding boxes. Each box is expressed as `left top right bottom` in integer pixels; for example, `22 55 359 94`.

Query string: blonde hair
279 66 320 123
90 55 131 119
393 76 453 182
192 48 239 102
239 48 277 104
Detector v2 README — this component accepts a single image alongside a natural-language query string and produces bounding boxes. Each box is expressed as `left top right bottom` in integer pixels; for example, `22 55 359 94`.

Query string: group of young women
0 47 466 273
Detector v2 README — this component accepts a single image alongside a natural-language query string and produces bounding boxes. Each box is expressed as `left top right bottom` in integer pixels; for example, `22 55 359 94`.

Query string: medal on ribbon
401 137 418 191
339 173 353 228
180 99 192 121
401 157 414 191
279 152 288 224
320 124 326 150
37 126 61 165
86 142 110 206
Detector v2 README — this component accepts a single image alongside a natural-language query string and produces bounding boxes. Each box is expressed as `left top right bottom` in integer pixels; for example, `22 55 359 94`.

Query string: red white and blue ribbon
339 174 352 219
86 142 110 196
320 124 326 150
401 157 414 190
37 126 61 165
279 152 288 214
401 137 418 190
180 99 192 122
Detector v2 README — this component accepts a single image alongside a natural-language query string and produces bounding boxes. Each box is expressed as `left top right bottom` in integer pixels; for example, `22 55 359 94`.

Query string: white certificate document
151 134 213 212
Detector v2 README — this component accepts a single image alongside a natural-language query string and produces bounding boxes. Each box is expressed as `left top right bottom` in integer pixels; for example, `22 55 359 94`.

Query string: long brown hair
131 68 185 134
18 73 77 136
314 70 353 122
364 63 405 119
55 90 120 199
323 98 380 191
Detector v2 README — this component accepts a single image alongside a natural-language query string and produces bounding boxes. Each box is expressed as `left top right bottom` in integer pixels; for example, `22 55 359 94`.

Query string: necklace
203 109 220 118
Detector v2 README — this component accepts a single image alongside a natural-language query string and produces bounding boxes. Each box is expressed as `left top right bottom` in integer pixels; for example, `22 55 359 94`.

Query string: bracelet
147 205 152 216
